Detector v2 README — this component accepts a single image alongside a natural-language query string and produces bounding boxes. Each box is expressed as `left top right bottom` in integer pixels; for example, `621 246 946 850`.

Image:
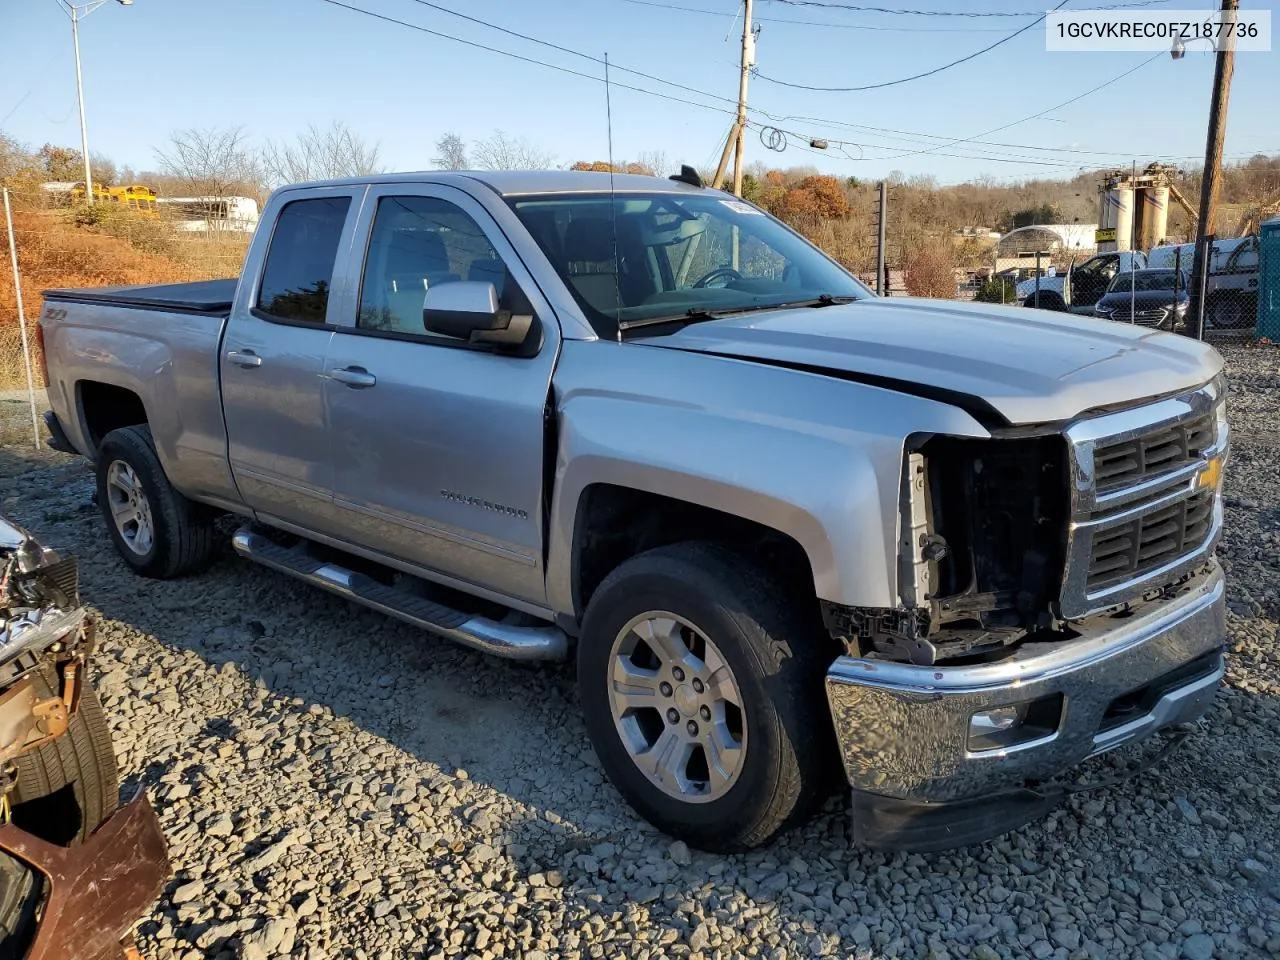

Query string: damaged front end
823 379 1229 851
0 516 170 960
824 433 1070 666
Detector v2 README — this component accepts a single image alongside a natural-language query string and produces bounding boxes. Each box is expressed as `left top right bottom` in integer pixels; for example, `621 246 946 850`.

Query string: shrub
903 243 956 299
975 277 1019 304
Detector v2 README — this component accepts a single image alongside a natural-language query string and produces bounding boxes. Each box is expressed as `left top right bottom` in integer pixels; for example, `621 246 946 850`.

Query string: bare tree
433 133 469 171
633 149 670 178
471 130 554 171
261 121 384 186
155 126 261 197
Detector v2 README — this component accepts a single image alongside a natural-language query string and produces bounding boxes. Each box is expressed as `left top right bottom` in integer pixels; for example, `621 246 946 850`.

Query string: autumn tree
569 160 661 175
34 143 116 186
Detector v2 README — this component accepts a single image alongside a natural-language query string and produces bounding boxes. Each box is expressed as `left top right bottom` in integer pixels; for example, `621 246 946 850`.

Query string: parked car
1093 268 1191 331
39 169 1228 854
1017 250 1146 312
0 515 169 958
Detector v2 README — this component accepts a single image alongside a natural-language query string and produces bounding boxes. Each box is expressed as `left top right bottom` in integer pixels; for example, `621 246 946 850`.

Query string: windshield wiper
789 294 858 308
620 296 860 333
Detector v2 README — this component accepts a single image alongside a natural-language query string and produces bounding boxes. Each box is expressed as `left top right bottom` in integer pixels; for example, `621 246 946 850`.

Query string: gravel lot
0 344 1276 960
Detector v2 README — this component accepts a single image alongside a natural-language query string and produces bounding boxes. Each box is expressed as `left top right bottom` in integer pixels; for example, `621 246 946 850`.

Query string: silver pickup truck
39 169 1229 853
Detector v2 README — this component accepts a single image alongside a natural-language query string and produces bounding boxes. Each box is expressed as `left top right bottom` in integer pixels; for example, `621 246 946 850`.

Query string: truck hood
636 297 1222 426
1015 275 1065 299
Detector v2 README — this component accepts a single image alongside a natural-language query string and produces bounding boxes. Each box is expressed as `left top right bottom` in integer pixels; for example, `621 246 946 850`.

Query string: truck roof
274 170 713 198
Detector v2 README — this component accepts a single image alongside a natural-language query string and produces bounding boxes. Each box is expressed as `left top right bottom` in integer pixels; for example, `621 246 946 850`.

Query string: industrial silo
1138 186 1170 250
1098 181 1133 252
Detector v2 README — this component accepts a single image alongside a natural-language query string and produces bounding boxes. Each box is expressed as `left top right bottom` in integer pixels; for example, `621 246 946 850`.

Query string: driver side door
1071 254 1117 307
321 184 560 607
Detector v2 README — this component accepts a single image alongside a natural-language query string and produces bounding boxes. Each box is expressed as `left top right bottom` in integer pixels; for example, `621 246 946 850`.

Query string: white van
1147 237 1253 273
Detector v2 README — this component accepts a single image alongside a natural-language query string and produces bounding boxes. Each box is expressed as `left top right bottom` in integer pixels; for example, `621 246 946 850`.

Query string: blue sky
2 0 1277 185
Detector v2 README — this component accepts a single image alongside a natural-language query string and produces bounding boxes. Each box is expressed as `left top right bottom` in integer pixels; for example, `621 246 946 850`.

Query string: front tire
577 543 837 852
96 425 216 578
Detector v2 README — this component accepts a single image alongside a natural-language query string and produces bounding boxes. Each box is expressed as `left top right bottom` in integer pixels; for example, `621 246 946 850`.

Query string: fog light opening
967 694 1064 753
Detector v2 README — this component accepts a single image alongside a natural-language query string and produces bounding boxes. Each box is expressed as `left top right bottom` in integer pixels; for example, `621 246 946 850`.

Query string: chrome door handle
329 367 377 388
226 349 262 368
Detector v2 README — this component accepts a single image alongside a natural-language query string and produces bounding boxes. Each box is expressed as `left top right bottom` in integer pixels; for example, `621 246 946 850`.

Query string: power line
325 0 1084 169
753 0 1069 91
619 0 1011 31
322 0 1070 169
317 0 737 117
403 0 746 108
318 0 1210 174
869 51 1167 161
753 123 1087 168
768 0 1169 14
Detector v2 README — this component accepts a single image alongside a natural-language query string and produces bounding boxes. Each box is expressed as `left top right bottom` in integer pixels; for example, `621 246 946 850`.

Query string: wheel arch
564 483 822 622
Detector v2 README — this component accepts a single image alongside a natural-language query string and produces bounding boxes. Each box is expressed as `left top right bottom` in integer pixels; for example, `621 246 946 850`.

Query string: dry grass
0 205 248 391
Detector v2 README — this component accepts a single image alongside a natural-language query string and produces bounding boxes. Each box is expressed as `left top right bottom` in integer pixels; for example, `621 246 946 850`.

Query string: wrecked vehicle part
0 788 168 960
0 518 170 958
825 433 1070 666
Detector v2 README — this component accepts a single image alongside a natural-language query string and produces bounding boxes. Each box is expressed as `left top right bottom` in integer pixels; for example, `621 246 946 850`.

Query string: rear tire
1205 293 1256 330
96 425 216 578
577 542 837 852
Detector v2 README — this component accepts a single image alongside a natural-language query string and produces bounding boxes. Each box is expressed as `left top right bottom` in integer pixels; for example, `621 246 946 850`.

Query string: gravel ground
0 344 1277 960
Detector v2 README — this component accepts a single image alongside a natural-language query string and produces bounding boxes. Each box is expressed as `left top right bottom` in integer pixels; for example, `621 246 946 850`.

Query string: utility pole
731 0 755 198
712 0 755 196
1188 0 1237 339
71 7 93 203
55 0 133 205
876 181 887 296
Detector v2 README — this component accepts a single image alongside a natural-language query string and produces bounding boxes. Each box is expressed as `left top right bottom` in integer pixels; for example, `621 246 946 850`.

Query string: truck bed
43 278 237 317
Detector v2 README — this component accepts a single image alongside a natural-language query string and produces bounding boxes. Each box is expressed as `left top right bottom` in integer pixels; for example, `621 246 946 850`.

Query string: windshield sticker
719 199 764 215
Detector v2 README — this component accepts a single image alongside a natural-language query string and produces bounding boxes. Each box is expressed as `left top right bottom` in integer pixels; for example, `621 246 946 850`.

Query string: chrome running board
231 528 568 662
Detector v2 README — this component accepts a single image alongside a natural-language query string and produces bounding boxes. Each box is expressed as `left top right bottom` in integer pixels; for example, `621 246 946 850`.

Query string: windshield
1106 270 1182 293
509 192 870 336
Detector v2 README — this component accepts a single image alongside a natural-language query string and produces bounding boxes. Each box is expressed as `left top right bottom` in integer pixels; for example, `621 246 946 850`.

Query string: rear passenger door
322 184 560 607
221 188 360 531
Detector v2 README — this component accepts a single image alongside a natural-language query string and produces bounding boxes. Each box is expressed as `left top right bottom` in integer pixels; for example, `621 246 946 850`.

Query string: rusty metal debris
0 515 170 958
0 789 169 960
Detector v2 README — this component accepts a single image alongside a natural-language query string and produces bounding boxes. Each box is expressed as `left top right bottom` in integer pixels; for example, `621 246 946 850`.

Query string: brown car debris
0 516 170 959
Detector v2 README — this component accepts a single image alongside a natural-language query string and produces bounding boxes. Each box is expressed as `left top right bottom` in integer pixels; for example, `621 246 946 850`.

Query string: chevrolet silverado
39 169 1229 852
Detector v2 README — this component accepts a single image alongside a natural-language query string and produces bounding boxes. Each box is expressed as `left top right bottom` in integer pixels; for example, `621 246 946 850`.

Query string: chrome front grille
1086 490 1216 590
1112 307 1168 326
1093 412 1215 496
1059 379 1226 620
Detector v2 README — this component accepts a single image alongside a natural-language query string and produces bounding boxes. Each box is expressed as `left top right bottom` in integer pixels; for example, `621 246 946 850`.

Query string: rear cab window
256 196 352 323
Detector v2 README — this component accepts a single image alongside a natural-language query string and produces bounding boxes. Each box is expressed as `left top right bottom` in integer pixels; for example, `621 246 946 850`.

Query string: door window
358 196 517 337
256 196 351 323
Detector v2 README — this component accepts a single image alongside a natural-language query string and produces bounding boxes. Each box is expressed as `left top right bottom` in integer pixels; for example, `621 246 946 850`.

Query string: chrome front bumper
825 565 1225 848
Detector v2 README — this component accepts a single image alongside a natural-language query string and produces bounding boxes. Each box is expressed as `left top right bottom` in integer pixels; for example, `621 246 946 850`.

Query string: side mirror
422 281 533 347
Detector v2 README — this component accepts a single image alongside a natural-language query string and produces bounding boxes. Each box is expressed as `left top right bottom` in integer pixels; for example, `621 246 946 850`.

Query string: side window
358 196 516 336
256 196 351 323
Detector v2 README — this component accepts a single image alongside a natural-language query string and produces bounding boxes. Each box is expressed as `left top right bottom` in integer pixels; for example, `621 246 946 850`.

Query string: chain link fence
1 191 251 449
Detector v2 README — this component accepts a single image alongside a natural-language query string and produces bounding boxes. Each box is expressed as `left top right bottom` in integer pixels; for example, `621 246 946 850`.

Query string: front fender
545 342 991 615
